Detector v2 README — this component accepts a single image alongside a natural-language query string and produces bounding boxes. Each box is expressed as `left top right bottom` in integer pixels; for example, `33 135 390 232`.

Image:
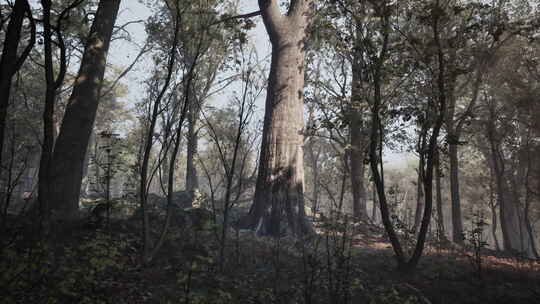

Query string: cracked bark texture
245 0 314 236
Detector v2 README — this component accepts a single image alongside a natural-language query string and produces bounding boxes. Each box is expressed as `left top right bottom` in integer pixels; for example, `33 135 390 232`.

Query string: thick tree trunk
244 0 313 236
349 22 368 221
49 0 121 219
349 119 367 221
0 0 33 171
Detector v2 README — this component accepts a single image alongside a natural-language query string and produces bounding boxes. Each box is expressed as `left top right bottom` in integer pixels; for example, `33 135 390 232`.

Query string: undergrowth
1 209 539 304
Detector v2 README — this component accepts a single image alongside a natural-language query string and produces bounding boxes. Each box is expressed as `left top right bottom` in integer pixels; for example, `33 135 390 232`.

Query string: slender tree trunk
448 138 464 244
515 123 538 258
489 197 501 251
492 152 521 253
371 185 378 223
49 0 121 219
0 0 34 169
523 188 539 258
435 150 446 239
488 117 534 256
80 130 95 197
414 168 424 233
139 2 183 262
93 135 101 194
479 139 501 251
186 97 199 193
368 5 407 268
245 0 313 236
311 155 319 214
306 139 320 214
404 12 447 270
37 0 54 219
518 120 538 258
38 0 62 222
444 70 465 245
150 88 190 261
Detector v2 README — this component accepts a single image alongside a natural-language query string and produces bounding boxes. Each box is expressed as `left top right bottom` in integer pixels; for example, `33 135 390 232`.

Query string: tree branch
210 10 262 26
100 40 150 99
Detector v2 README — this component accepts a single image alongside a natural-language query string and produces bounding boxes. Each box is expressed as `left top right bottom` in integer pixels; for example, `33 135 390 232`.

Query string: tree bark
404 12 447 270
349 142 367 220
348 20 370 221
185 97 199 193
434 150 446 239
413 168 424 233
244 0 313 236
80 130 95 197
38 0 69 222
49 0 121 219
448 136 464 244
305 138 320 214
371 184 378 224
523 187 539 258
139 2 182 262
489 198 501 251
487 108 535 257
0 0 34 172
445 74 464 244
491 149 523 253
517 118 539 258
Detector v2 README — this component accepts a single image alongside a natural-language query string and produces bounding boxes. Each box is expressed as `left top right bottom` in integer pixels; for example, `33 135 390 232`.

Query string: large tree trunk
349 140 367 220
0 0 33 172
349 22 368 221
49 0 121 219
244 0 313 236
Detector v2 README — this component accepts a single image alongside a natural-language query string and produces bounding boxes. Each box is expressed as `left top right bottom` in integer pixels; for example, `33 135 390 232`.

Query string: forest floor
348 224 540 304
2 212 540 304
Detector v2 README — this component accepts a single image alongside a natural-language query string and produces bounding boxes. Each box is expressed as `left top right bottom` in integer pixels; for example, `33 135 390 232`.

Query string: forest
1 0 539 303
